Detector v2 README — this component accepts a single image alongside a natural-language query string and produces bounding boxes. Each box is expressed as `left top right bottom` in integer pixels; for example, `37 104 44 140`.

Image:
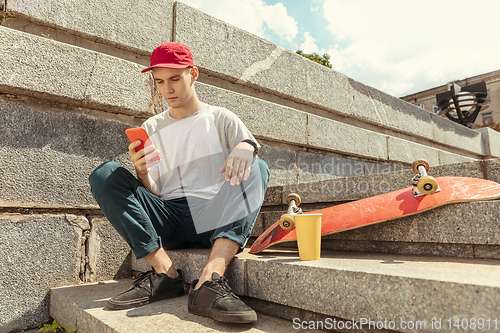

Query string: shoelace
132 270 154 292
214 276 238 298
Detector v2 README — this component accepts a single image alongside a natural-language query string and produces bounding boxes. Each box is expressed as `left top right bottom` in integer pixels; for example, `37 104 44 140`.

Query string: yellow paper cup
294 214 322 260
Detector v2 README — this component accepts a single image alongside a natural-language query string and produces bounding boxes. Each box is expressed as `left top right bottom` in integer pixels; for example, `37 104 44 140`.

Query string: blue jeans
89 158 269 259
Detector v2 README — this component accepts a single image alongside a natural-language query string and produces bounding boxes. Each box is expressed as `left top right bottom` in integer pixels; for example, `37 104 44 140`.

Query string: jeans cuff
210 234 247 254
133 237 163 260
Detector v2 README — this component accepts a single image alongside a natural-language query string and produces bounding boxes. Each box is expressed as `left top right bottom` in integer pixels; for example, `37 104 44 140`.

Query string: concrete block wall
1 0 499 331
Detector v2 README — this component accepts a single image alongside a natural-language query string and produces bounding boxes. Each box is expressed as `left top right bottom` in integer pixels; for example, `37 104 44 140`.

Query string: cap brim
141 63 190 73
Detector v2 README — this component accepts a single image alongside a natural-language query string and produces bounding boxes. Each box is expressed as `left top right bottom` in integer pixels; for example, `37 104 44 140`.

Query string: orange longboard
250 177 500 254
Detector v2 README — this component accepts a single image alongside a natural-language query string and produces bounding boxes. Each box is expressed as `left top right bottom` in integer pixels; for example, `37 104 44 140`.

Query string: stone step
262 158 500 207
255 159 500 259
124 248 500 333
50 279 323 333
257 200 500 260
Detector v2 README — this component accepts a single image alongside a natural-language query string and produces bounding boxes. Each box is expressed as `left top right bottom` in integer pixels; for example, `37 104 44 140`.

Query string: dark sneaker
188 272 257 323
107 268 184 310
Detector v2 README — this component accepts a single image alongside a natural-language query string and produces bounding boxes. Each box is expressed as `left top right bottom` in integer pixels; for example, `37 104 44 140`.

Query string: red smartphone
125 127 161 162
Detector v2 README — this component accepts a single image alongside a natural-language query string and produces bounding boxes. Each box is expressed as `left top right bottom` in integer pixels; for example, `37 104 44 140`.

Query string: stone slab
430 113 484 155
323 201 500 245
297 153 367 183
252 213 265 238
477 127 500 157
438 150 478 165
175 3 488 161
88 216 132 281
84 53 156 116
278 159 493 204
262 183 283 207
246 250 500 333
426 160 485 179
0 214 82 332
175 2 352 117
364 159 406 175
388 137 440 165
247 46 352 116
0 96 135 206
308 114 388 160
474 245 500 260
309 239 476 259
5 16 151 66
349 78 434 139
257 144 298 188
281 169 411 203
50 279 322 333
378 88 484 158
0 26 487 168
259 200 500 252
6 0 174 55
196 82 308 145
6 0 486 165
3 4 488 164
75 248 500 333
131 257 150 273
0 26 95 100
276 241 500 261
174 2 277 83
0 26 161 117
260 211 285 231
485 158 500 184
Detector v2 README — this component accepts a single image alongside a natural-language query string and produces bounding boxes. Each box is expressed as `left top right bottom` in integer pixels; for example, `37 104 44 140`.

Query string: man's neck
169 98 203 119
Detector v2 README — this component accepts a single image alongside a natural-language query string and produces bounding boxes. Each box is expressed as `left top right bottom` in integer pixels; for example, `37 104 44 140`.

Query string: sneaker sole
107 290 185 310
188 305 257 323
107 296 150 310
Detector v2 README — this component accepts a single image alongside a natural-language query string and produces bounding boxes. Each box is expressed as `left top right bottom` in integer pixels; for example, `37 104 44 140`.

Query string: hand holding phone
125 128 161 173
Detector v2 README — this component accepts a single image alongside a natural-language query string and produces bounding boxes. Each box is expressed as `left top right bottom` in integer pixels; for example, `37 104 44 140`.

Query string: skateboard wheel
286 193 301 206
417 176 438 195
411 159 430 174
279 214 295 230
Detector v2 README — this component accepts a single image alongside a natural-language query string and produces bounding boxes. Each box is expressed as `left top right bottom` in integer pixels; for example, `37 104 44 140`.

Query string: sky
179 0 500 98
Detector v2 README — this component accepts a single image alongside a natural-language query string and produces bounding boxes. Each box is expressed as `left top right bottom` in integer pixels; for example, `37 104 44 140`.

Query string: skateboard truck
279 193 302 230
411 159 440 197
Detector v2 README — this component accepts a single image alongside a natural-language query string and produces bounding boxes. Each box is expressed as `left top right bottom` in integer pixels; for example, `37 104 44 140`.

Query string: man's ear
190 66 199 82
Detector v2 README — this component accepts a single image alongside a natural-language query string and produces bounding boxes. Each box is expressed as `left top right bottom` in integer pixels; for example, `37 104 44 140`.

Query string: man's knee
258 158 269 176
254 158 270 188
89 161 123 190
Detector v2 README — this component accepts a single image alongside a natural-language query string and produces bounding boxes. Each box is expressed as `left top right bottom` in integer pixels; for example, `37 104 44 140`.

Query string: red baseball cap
141 42 194 73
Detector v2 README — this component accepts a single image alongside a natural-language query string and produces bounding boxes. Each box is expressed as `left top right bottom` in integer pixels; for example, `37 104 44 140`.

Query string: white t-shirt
141 103 260 201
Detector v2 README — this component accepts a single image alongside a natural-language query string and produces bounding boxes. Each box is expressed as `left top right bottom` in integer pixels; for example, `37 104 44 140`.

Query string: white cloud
259 2 298 42
311 6 319 12
178 0 298 43
299 32 320 54
322 0 500 96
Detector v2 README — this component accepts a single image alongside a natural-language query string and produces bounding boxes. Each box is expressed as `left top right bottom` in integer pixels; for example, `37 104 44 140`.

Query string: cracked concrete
65 214 94 282
0 211 132 331
65 214 131 283
81 54 99 104
87 216 132 281
0 213 81 331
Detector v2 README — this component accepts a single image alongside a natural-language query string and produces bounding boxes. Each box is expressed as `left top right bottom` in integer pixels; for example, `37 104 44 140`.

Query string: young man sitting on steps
88 42 269 324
